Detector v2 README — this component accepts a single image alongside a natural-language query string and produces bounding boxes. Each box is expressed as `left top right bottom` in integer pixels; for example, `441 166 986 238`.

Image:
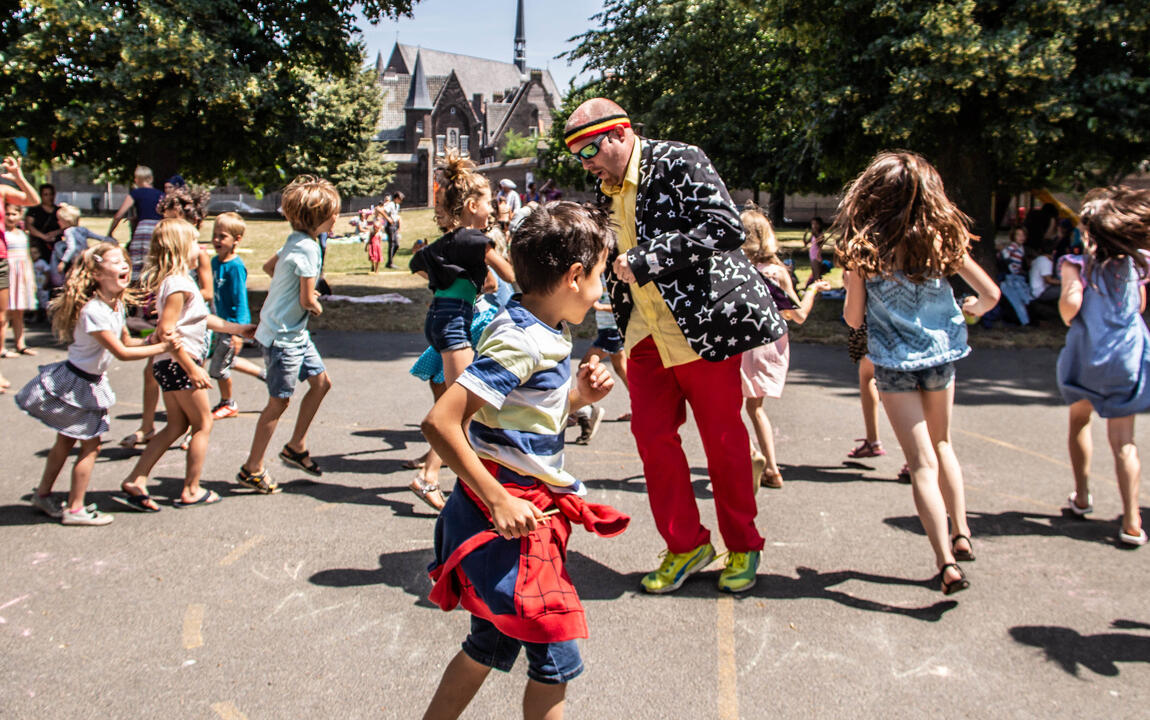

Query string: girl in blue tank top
1058 186 1150 547
836 151 1000 595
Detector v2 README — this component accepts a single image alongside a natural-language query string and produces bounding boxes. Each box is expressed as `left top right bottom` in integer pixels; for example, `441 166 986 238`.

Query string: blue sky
357 0 607 91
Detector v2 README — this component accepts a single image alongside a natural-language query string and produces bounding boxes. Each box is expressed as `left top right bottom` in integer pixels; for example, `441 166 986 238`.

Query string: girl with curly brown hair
836 151 1000 595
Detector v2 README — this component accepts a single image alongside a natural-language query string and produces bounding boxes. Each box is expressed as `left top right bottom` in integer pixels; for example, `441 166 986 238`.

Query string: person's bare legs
0 287 9 355
216 375 234 405
1068 399 1093 510
10 310 31 353
523 680 567 720
65 438 102 512
233 356 263 378
745 396 780 477
284 371 331 456
419 381 447 485
441 347 474 387
922 385 971 552
243 397 290 474
1107 415 1143 537
123 393 191 494
123 358 160 445
168 388 214 502
881 390 961 587
608 350 629 390
859 357 880 444
37 434 77 496
421 651 491 720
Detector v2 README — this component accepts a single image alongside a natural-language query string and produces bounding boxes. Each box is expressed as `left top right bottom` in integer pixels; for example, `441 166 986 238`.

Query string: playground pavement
1 328 1147 719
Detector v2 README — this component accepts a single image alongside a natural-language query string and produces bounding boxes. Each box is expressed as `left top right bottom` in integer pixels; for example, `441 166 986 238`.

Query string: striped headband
564 114 631 149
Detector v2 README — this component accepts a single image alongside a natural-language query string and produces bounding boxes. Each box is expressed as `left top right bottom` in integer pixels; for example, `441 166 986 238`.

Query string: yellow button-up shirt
602 140 700 368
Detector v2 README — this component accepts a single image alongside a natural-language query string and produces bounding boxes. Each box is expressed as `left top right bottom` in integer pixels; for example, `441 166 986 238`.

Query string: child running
421 202 627 720
739 208 829 489
836 151 1000 595
116 219 254 510
1058 186 1150 547
236 176 338 492
803 215 827 287
17 243 175 524
207 212 265 419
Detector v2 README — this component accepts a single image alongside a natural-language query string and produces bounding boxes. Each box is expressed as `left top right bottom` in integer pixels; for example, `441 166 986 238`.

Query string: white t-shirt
68 298 125 375
1029 255 1054 298
156 274 209 362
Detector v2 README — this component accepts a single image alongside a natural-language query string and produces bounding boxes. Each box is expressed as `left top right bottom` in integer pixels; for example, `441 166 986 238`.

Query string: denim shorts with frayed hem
261 339 325 399
592 328 624 355
424 296 474 353
461 616 584 684
874 362 956 394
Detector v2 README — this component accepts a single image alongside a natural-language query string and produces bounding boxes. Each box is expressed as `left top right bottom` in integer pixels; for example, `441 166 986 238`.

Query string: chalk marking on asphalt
0 594 31 612
219 535 266 567
717 596 739 720
211 701 249 720
182 604 205 649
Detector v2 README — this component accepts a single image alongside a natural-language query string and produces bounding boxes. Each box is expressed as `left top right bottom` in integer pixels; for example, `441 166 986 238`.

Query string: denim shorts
592 328 623 354
261 339 326 399
208 333 238 380
462 616 583 684
424 296 474 353
874 362 956 393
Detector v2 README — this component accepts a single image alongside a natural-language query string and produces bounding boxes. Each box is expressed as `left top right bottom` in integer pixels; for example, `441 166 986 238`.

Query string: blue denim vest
865 274 970 370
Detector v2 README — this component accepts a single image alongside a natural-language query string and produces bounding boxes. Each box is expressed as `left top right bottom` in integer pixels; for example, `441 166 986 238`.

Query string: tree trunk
935 148 997 273
768 187 785 227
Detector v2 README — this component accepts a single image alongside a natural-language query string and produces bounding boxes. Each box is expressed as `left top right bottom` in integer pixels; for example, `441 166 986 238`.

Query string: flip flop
0 350 16 359
409 476 445 513
15 346 37 356
111 493 162 513
172 490 222 508
119 430 155 449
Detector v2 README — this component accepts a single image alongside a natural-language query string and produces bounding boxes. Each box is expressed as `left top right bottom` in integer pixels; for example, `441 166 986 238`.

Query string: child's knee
311 372 332 393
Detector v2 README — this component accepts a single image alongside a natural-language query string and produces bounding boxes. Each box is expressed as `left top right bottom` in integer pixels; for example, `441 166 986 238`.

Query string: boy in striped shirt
422 202 627 720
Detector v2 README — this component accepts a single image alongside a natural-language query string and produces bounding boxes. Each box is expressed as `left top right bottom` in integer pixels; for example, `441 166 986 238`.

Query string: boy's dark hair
39 182 55 194
510 201 615 294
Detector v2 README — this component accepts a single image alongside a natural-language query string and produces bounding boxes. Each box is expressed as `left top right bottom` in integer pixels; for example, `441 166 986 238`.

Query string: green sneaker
717 551 760 593
641 542 716 594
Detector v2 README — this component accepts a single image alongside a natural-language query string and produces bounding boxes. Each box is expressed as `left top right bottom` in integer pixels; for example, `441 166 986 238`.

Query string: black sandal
236 465 280 494
951 534 976 562
279 445 322 476
940 563 970 595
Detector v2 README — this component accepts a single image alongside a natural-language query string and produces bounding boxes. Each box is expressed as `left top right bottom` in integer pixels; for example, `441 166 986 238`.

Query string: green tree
563 0 1150 263
539 83 604 191
0 0 416 190
501 130 540 161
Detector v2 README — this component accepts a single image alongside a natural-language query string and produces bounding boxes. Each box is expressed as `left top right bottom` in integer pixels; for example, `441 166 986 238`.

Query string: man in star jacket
564 98 786 594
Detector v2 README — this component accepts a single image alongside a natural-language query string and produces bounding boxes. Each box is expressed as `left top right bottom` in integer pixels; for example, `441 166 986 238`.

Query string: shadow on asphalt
883 508 1149 547
309 547 438 608
781 461 907 484
1009 621 1150 676
276 478 444 518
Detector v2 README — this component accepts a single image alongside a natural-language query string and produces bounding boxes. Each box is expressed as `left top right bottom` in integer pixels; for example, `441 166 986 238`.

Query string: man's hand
612 254 636 284
490 496 545 539
575 355 614 406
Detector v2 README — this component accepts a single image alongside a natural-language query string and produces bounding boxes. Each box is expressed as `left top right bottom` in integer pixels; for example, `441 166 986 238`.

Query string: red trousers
628 336 764 554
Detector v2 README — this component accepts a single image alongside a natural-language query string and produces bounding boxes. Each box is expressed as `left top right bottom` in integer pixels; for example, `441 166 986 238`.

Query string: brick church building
372 0 560 206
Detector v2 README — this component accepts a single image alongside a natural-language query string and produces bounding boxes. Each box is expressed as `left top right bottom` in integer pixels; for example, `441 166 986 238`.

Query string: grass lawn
84 213 1071 348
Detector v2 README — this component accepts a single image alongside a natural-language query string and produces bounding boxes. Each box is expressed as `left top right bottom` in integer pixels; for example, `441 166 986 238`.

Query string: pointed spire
375 50 385 78
405 49 433 110
513 0 527 74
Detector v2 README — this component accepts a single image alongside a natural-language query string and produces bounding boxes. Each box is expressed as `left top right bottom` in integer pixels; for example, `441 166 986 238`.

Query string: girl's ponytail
438 151 490 228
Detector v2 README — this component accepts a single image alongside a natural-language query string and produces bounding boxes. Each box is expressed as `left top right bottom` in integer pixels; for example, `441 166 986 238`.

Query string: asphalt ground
1 328 1148 719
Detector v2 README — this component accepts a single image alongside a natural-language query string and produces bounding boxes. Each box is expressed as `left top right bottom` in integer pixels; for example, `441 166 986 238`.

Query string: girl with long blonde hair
117 219 255 511
16 243 174 525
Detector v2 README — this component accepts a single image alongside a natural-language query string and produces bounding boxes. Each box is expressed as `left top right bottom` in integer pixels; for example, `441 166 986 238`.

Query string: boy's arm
195 252 213 304
299 276 322 316
422 383 544 538
568 355 614 414
263 254 278 277
206 314 256 338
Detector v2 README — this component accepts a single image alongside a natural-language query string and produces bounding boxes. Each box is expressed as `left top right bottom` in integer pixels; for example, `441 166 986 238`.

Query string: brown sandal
409 476 445 513
761 469 784 489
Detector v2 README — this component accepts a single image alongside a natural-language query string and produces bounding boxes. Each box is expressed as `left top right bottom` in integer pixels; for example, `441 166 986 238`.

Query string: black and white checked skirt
15 361 115 440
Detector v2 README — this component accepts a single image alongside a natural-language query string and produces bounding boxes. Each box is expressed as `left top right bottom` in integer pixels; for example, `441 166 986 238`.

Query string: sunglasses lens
577 144 598 160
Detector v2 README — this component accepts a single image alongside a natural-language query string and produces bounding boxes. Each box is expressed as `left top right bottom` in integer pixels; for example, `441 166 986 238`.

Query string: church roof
389 43 560 104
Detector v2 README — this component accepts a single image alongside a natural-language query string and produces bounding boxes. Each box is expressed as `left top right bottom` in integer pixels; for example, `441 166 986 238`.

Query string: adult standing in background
107 165 164 277
0 156 41 388
24 182 59 261
563 98 786 594
384 191 404 269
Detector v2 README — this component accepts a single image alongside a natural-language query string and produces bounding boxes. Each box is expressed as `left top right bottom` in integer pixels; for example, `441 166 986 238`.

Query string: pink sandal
847 439 885 458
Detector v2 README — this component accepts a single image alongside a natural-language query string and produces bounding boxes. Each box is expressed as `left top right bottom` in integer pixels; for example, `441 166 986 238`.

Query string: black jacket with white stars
601 137 787 362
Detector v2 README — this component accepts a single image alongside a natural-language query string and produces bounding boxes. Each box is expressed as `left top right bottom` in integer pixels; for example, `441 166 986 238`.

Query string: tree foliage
0 0 416 191
501 130 539 161
559 0 1150 258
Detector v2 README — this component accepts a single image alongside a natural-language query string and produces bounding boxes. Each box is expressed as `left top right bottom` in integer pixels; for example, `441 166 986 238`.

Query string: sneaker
575 419 593 445
30 491 96 519
31 492 63 518
584 406 605 442
718 551 760 593
211 400 239 419
640 542 716 594
1066 492 1093 517
847 439 885 458
60 506 114 526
